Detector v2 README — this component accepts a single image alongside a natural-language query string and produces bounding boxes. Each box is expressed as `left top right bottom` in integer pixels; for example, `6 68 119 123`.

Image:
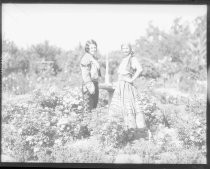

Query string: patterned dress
108 56 146 130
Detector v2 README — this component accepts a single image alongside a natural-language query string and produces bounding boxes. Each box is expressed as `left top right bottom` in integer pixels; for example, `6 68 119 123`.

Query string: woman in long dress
108 43 147 137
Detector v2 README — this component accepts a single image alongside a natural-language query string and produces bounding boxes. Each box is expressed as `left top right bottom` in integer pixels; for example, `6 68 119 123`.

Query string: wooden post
99 54 115 107
105 55 110 84
108 90 114 106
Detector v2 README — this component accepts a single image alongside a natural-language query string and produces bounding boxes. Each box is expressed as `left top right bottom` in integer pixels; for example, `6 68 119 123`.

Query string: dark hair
85 39 97 53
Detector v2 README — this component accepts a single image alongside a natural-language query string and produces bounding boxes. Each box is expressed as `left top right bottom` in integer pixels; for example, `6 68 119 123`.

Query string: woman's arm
131 57 142 82
124 57 142 83
81 56 95 94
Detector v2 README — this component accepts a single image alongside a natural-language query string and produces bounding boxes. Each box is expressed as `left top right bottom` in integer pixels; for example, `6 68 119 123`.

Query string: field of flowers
2 76 206 163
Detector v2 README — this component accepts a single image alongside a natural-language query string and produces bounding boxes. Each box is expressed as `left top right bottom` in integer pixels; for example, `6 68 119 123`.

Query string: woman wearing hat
80 40 101 112
108 43 146 136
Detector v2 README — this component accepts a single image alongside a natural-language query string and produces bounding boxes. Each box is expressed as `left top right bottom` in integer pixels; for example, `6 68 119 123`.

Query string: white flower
55 139 62 145
46 122 50 127
78 106 82 110
26 136 33 141
195 119 200 125
57 118 68 126
16 114 21 118
34 147 40 153
18 128 22 134
64 109 69 113
49 85 57 93
190 136 194 141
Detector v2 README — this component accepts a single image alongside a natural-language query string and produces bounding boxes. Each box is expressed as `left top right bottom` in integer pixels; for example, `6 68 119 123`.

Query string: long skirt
108 80 146 130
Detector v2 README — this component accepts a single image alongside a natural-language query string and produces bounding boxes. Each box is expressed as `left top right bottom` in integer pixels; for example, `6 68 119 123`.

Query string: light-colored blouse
80 53 101 83
118 56 142 80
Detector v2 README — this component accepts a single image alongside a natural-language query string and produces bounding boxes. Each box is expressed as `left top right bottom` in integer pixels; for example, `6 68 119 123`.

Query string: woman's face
89 44 97 56
121 45 131 57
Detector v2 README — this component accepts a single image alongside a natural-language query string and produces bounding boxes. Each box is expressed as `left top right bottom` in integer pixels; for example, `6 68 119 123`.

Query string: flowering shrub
159 94 206 150
173 112 206 150
2 83 206 163
2 86 107 162
137 91 165 132
90 118 127 148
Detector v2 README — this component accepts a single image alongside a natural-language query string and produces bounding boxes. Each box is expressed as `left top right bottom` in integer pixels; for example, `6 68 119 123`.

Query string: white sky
2 4 207 55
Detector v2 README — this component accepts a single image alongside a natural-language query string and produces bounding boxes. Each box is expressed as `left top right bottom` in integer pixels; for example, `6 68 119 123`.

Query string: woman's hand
123 77 133 84
86 82 95 94
112 82 118 89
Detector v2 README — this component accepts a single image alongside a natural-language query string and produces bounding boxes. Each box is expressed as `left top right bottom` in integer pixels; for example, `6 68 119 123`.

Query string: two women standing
80 40 146 133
